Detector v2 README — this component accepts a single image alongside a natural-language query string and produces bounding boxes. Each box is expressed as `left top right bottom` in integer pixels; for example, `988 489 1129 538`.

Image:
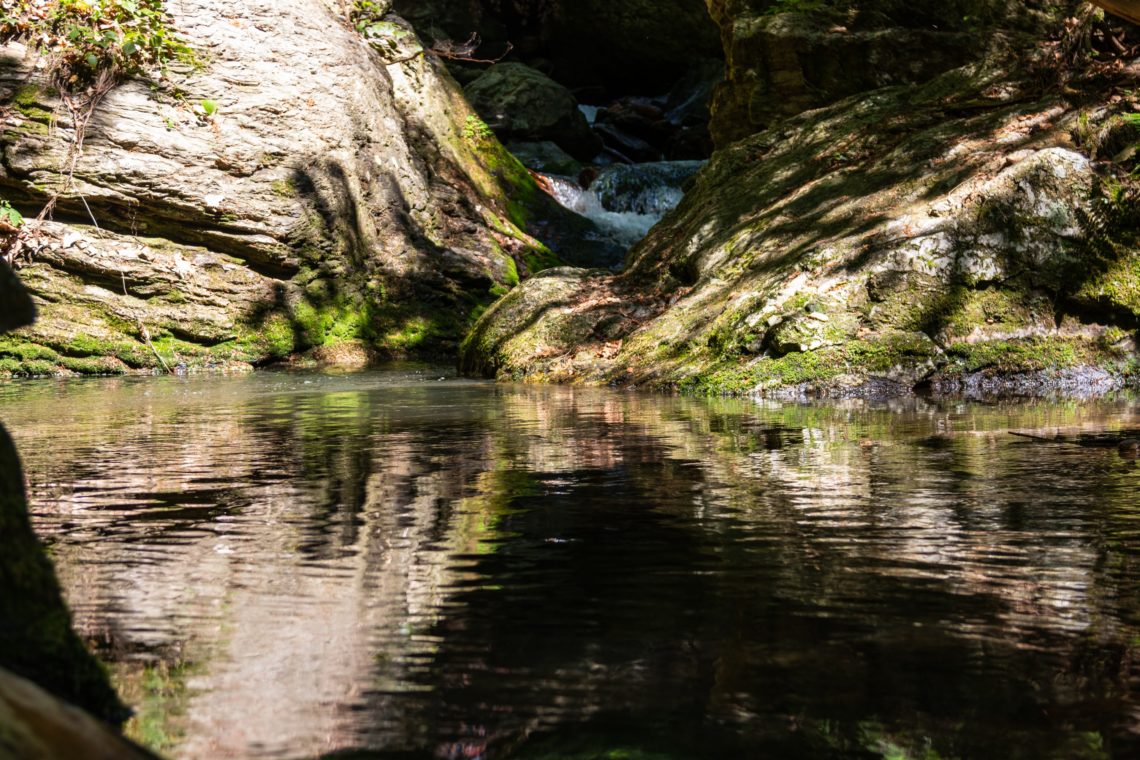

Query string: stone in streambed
464 63 602 160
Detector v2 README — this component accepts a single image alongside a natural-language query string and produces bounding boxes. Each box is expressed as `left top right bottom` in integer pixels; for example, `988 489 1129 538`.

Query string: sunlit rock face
461 2 1140 396
0 0 549 373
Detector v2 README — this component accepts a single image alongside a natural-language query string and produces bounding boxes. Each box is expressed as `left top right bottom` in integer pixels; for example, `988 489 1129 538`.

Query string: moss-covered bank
461 3 1140 398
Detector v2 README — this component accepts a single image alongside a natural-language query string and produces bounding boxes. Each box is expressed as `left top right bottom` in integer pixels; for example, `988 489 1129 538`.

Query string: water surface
2 370 1140 759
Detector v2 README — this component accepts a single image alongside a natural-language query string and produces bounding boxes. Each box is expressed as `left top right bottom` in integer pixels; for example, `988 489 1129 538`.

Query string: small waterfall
541 160 704 249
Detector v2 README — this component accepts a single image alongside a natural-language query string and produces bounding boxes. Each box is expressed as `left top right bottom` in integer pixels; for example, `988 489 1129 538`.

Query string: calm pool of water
2 369 1139 759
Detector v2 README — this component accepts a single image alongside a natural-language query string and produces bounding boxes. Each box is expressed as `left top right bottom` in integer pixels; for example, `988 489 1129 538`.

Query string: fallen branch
431 34 513 64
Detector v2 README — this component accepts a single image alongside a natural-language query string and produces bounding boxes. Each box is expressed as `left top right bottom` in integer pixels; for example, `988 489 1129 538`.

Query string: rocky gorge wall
462 0 1140 398
0 0 564 375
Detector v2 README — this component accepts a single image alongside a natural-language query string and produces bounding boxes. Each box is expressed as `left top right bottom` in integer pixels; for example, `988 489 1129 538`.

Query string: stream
2 370 1140 758
542 161 703 249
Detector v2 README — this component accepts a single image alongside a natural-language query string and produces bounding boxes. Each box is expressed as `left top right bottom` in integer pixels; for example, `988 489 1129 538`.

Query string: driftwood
1090 0 1140 26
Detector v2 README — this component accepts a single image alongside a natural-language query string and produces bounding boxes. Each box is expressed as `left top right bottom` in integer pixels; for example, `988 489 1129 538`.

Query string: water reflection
2 372 1139 758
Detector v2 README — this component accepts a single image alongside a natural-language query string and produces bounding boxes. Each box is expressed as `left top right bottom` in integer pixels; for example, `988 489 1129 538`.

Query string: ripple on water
2 373 1139 758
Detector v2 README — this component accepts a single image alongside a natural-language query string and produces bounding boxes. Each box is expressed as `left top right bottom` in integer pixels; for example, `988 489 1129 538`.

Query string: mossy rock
464 63 602 161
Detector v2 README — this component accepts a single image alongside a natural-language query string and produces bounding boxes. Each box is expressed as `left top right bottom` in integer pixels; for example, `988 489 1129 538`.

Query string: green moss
381 314 440 350
0 339 59 362
291 298 373 346
939 286 1044 338
60 334 156 368
227 311 296 360
466 129 539 229
943 337 1088 372
1075 253 1140 318
504 257 520 287
270 178 298 198
523 246 562 275
158 289 188 305
680 333 940 395
58 356 126 375
9 85 54 124
120 660 197 754
19 359 57 376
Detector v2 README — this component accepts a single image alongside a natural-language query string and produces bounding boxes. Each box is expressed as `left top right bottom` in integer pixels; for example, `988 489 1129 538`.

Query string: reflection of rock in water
11 378 1140 758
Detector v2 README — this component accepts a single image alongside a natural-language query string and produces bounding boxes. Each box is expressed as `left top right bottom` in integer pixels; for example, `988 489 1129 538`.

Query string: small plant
0 200 24 228
1 199 24 262
0 0 195 89
350 0 388 32
463 114 494 143
194 98 218 120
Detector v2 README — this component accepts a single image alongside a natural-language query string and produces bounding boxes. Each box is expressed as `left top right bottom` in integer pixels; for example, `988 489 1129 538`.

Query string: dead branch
430 34 513 64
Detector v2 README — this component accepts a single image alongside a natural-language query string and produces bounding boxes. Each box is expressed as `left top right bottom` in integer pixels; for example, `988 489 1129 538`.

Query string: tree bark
1090 0 1140 26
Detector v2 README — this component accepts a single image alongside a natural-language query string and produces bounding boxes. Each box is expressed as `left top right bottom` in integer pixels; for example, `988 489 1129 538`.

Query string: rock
704 2 1045 146
0 1 555 372
0 261 34 333
590 161 705 216
464 62 602 160
593 122 663 163
546 0 722 94
0 669 154 759
397 0 722 96
665 58 724 129
0 272 127 723
461 10 1140 397
507 141 582 176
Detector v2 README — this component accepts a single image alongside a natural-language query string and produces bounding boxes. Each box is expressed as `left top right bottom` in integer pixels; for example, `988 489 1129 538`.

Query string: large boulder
394 0 723 97
461 19 1140 397
464 63 602 160
0 669 153 759
705 0 1070 146
0 0 556 374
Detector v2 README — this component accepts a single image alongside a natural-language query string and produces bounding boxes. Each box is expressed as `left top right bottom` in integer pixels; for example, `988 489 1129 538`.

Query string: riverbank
460 5 1140 398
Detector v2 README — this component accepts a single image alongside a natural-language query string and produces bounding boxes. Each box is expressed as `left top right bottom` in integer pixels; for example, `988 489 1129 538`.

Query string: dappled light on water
1 372 1139 758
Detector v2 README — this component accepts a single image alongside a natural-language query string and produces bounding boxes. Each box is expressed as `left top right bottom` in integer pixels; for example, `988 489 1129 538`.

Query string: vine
1 0 193 257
